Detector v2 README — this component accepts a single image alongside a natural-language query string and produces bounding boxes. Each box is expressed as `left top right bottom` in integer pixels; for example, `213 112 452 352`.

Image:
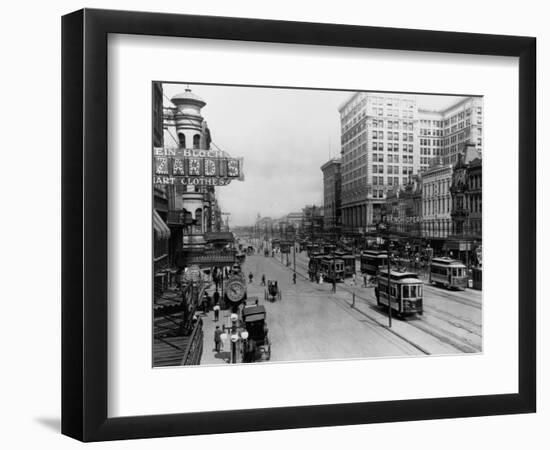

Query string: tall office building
339 93 483 231
418 97 483 167
320 158 342 234
339 92 420 231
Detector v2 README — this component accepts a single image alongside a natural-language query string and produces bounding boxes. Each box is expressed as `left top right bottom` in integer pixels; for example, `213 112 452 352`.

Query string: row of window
371 107 415 119
372 131 415 141
372 143 415 152
420 128 445 137
423 197 450 215
372 175 411 185
372 120 415 131
372 161 414 174
423 179 450 197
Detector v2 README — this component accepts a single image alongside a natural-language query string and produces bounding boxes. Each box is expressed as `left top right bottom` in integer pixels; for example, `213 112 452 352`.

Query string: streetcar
320 256 345 283
375 268 424 317
322 243 337 254
306 244 320 257
360 250 388 276
334 251 356 278
429 257 468 290
307 253 325 281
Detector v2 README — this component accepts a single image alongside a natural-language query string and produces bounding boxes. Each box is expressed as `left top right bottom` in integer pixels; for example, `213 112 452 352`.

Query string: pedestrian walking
319 274 324 284
248 272 254 283
213 303 220 322
261 274 266 286
331 279 336 293
292 272 296 284
214 326 222 352
213 289 220 306
363 274 367 287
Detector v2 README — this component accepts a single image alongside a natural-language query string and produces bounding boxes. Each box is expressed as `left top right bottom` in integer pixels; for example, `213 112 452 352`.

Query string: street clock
226 278 246 303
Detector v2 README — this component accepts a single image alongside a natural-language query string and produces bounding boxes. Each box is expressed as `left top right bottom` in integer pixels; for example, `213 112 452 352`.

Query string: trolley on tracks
375 268 424 317
360 249 389 276
334 250 356 278
320 256 345 283
429 257 468 290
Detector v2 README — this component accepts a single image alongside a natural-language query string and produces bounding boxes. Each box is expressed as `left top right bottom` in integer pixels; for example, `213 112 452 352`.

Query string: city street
200 250 482 365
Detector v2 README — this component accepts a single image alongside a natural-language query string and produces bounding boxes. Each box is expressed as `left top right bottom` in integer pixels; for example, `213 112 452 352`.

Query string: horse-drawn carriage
264 280 282 301
241 304 271 362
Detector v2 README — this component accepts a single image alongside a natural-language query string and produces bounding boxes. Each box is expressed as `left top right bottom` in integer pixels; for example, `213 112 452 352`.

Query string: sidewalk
199 302 234 365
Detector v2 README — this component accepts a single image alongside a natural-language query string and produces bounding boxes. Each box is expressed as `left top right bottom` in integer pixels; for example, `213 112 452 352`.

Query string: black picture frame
62 8 536 442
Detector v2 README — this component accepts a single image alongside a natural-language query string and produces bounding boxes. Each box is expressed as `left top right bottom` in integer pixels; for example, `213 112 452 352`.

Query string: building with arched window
162 87 221 252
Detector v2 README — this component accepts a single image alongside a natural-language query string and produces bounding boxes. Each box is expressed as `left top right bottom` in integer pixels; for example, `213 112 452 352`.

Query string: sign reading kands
153 147 244 186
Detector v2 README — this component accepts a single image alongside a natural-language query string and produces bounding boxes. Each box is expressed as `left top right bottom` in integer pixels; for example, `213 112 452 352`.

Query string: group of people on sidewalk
201 289 222 321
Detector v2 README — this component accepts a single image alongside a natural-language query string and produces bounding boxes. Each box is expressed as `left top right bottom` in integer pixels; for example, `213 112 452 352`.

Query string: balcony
166 210 193 226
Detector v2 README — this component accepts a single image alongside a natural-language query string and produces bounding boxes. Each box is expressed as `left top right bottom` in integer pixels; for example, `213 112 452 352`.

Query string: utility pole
379 219 392 328
293 237 296 277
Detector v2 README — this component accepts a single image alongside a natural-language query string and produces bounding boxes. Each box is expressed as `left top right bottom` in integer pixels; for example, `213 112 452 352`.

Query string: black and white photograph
152 82 483 367
2 0 543 447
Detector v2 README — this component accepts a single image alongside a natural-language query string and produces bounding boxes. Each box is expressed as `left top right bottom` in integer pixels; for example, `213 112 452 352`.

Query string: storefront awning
204 232 234 243
153 209 171 240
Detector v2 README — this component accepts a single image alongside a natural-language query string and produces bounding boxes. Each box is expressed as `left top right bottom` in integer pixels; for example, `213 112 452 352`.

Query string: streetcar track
275 258 431 355
295 257 481 332
406 320 481 353
287 257 481 354
422 305 482 337
424 288 482 310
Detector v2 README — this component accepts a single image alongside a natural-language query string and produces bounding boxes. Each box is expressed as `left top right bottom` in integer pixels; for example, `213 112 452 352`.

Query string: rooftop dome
170 88 206 107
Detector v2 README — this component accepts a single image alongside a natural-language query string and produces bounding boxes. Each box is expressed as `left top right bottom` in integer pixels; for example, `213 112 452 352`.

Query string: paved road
290 250 482 354
199 247 482 365
239 254 423 362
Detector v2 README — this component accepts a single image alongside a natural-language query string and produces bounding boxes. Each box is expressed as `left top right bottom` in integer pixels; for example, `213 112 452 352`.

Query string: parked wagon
241 305 271 362
264 280 282 301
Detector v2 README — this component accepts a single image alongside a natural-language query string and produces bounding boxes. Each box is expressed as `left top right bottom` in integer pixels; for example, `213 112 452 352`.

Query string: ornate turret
170 88 207 150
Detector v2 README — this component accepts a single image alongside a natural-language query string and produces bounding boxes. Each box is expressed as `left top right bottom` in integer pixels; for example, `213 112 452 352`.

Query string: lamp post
378 220 392 329
226 312 249 364
293 237 296 279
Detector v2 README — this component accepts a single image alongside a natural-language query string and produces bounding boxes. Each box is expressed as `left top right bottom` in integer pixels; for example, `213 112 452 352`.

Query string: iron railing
181 320 203 366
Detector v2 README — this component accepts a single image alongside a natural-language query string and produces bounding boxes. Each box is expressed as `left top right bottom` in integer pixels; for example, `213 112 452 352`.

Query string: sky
162 83 468 226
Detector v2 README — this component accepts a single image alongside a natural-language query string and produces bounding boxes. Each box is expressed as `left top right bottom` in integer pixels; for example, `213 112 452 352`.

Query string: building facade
286 212 303 231
320 158 342 234
339 93 420 233
418 96 483 167
447 143 482 266
450 144 482 237
383 175 422 236
162 88 223 256
338 93 483 235
301 205 324 240
421 158 453 242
